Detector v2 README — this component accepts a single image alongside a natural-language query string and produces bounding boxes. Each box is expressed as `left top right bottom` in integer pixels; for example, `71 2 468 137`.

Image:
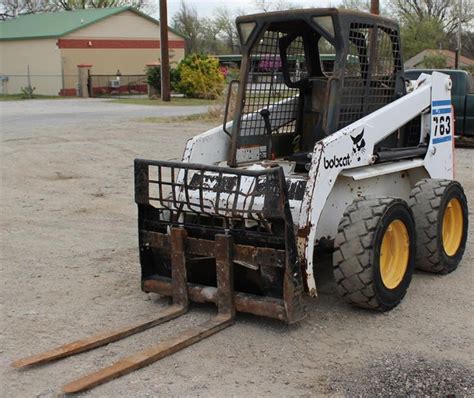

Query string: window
318 37 336 75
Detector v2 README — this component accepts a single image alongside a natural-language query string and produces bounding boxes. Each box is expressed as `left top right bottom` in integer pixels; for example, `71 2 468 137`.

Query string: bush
170 67 181 92
175 54 225 99
20 85 36 99
225 67 240 82
146 65 161 93
146 65 182 95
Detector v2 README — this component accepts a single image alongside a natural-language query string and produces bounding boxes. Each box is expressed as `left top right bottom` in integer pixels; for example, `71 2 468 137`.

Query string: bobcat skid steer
13 8 469 393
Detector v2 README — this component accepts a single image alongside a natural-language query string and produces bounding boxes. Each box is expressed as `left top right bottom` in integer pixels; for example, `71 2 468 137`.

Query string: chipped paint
296 76 438 295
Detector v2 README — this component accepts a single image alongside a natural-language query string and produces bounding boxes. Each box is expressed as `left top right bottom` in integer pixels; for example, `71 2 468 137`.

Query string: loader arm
298 72 453 296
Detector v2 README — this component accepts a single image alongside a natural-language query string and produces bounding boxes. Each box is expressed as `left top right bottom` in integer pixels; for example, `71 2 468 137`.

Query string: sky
152 0 344 20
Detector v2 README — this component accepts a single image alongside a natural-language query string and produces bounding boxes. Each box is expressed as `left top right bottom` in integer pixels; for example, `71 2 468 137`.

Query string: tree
0 0 154 20
55 0 153 11
200 17 227 54
420 53 448 69
339 0 370 12
401 18 449 59
460 31 474 59
389 0 474 36
214 7 240 54
0 0 56 20
338 0 394 15
172 1 201 54
171 2 244 55
254 0 301 12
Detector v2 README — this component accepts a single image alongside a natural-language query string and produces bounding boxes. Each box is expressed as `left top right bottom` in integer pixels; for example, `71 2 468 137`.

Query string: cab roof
236 8 398 29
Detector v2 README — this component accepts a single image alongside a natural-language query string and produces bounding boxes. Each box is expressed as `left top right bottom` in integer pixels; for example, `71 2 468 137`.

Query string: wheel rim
442 198 463 256
380 220 410 289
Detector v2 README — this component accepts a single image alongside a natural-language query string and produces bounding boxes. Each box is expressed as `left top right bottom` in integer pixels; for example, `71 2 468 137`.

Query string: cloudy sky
159 0 345 19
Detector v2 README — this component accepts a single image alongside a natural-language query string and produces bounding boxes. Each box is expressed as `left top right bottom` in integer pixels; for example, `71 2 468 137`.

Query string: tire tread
408 178 467 274
333 197 410 311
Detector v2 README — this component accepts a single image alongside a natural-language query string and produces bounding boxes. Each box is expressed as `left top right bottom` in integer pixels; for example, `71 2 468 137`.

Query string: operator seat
285 77 329 170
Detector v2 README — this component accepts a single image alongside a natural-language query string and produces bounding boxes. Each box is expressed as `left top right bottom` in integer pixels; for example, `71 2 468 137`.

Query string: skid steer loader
13 8 469 393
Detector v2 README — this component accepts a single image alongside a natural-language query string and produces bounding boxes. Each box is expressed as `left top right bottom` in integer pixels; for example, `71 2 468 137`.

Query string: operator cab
226 9 406 171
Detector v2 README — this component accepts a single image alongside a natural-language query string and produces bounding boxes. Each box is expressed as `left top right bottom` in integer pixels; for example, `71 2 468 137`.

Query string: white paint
297 72 453 296
340 159 425 180
424 72 454 179
182 122 232 165
172 71 454 299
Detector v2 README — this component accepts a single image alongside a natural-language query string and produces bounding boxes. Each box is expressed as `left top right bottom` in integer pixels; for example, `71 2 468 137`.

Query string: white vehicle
13 9 469 393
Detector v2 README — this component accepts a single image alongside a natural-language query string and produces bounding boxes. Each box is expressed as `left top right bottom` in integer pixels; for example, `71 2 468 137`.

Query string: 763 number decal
432 115 451 136
431 102 452 145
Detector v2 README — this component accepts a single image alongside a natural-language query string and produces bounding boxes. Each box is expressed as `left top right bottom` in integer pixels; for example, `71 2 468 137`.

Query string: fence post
77 64 92 98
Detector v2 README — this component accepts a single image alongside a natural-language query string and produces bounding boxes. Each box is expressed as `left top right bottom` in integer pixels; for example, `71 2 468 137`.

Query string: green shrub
146 65 161 93
170 67 181 92
225 67 240 82
421 54 448 69
20 85 36 99
175 54 224 99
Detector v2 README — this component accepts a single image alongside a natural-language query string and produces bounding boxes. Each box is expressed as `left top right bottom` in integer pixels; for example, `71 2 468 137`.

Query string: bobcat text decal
324 154 351 169
323 129 366 169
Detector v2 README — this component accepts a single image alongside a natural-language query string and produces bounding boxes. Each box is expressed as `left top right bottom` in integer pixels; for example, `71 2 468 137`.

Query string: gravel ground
1 99 473 397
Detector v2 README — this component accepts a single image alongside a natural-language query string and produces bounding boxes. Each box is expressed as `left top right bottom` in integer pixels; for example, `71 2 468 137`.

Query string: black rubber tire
409 179 469 274
333 197 416 311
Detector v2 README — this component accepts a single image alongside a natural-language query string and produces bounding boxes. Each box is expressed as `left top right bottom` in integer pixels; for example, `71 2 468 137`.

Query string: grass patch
140 113 221 124
108 97 218 106
0 94 68 101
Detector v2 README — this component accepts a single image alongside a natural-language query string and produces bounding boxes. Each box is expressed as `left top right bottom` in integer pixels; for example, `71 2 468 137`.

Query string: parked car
405 69 473 137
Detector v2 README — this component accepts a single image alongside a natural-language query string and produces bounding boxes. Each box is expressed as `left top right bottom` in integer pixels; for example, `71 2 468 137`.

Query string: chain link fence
0 74 77 96
0 73 150 98
88 74 148 98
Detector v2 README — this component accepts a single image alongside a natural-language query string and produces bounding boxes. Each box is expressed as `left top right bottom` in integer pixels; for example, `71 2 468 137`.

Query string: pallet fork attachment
11 228 236 394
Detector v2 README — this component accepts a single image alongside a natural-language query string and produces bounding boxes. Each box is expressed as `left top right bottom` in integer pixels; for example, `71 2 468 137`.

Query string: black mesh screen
367 27 400 113
338 24 372 129
239 30 305 138
338 24 401 130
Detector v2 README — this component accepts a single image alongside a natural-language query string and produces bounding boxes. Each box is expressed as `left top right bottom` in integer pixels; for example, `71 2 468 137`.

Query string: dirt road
1 100 473 397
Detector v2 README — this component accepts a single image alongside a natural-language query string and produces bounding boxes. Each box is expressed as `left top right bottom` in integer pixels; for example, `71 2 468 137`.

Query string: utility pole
455 0 462 69
160 0 171 102
370 0 380 15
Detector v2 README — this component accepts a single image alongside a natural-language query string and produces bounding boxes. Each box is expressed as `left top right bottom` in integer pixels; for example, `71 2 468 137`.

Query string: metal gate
88 74 148 98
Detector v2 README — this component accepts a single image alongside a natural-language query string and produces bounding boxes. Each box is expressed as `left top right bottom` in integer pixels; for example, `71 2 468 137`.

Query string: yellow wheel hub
442 198 463 256
380 220 409 289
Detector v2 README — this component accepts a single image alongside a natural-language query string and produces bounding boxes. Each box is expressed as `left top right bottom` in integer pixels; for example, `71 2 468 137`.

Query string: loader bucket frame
134 159 306 324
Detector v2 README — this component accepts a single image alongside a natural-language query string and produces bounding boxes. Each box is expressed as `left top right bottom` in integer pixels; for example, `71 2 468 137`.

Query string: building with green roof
0 7 186 95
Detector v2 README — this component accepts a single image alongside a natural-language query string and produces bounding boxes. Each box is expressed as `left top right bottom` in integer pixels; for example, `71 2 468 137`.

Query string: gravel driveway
1 99 473 397
0 98 208 139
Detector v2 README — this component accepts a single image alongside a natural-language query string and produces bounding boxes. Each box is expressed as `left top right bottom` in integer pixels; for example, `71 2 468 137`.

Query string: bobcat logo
351 129 366 161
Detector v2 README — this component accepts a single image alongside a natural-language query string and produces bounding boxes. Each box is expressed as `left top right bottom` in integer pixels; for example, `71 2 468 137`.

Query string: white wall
65 10 183 41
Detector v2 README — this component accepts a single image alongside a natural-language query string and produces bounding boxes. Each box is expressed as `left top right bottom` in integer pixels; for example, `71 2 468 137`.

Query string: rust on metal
297 223 312 238
61 232 236 394
276 167 306 324
62 316 233 394
170 228 189 308
215 234 236 319
142 230 286 268
11 305 186 369
142 278 287 321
